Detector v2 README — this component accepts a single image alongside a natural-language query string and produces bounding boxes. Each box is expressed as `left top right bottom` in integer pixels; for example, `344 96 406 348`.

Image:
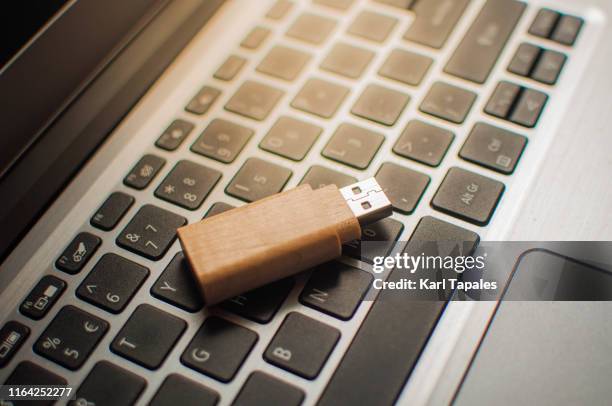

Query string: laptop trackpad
454 250 612 406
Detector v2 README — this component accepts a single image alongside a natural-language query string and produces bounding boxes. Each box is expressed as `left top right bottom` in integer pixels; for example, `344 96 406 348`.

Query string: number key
155 160 221 210
226 158 292 202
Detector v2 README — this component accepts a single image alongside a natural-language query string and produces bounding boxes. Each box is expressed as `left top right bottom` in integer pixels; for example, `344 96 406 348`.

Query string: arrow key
510 88 548 128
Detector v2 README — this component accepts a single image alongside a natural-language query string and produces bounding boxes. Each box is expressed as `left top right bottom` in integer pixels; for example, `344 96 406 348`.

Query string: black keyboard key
343 218 404 263
225 80 284 121
531 49 566 85
240 26 270 50
155 160 222 210
529 8 560 38
432 167 505 225
404 0 470 48
375 162 429 214
186 86 221 115
445 0 526 83
286 13 337 45
508 43 541 77
484 81 521 119
181 317 258 382
551 14 583 45
123 154 165 190
151 252 204 312
510 88 548 128
320 43 374 79
214 55 246 81
226 158 292 202
420 82 476 124
291 78 349 118
221 278 294 323
116 204 187 260
77 253 149 313
55 232 101 274
4 362 66 406
260 116 322 161
20 275 66 320
156 119 195 151
191 119 253 164
267 0 293 20
70 361 145 406
204 202 235 219
264 312 339 379
460 122 527 174
111 304 186 369
378 49 432 86
90 192 134 231
351 84 410 126
393 120 454 167
299 165 357 189
233 371 304 406
300 262 372 320
348 10 397 43
150 374 219 406
34 306 108 370
0 321 29 368
257 46 311 81
322 123 384 169
319 216 479 406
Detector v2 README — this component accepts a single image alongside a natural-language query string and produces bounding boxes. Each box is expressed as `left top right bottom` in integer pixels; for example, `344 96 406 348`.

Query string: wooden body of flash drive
177 184 361 305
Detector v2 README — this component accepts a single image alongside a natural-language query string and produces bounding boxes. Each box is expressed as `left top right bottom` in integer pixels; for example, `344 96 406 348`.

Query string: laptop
1 0 611 404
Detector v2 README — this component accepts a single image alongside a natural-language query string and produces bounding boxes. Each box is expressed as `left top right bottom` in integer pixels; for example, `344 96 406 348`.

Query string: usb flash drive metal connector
178 178 392 305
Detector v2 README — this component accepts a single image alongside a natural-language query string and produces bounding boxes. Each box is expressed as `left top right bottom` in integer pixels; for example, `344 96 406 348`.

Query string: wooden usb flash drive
177 178 392 305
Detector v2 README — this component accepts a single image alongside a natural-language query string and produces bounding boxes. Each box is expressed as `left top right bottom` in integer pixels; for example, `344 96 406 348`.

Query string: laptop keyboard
0 0 587 404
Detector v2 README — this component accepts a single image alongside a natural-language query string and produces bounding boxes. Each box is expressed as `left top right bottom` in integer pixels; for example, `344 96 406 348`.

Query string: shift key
445 0 526 84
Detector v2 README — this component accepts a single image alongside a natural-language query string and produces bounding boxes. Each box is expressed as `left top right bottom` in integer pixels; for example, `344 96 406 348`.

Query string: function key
154 160 221 210
431 167 505 226
71 361 146 406
343 218 404 263
528 8 560 38
190 119 253 163
420 82 477 124
226 158 292 202
322 123 384 169
393 120 454 167
257 45 311 81
378 49 432 86
214 55 246 81
351 84 410 126
204 202 235 219
55 232 101 274
320 43 374 79
266 0 293 20
291 78 349 118
264 312 340 379
240 26 271 50
233 371 304 406
348 10 397 43
34 305 109 370
20 275 66 320
4 361 66 386
221 278 294 324
151 252 204 313
156 119 195 151
76 253 149 314
375 162 429 214
150 374 219 406
181 317 258 382
260 116 321 161
123 154 165 190
551 15 583 45
225 80 284 121
90 192 134 231
300 262 372 320
111 304 186 369
286 13 337 45
0 321 29 368
185 86 221 115
299 165 356 189
116 204 186 260
459 122 527 174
